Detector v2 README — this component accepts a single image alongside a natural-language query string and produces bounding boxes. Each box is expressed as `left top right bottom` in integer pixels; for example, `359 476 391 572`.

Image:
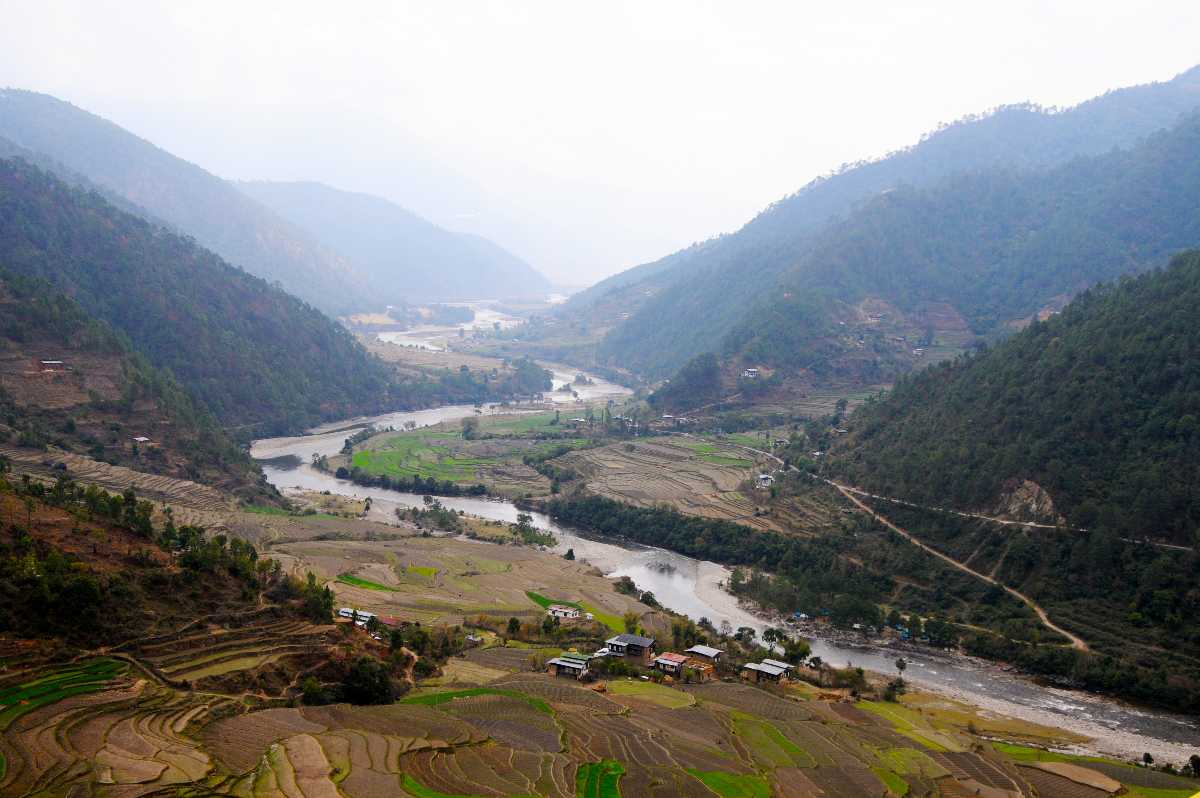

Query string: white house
756 473 776 489
547 604 581 620
742 367 759 379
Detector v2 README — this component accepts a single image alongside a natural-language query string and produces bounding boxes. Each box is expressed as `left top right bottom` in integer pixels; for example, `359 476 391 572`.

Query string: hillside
0 272 266 497
573 64 1200 379
238 180 550 303
721 109 1200 384
0 157 396 434
0 89 370 313
835 250 1200 546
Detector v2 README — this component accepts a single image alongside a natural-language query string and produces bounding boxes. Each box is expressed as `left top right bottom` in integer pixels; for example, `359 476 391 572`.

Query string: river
250 396 1200 762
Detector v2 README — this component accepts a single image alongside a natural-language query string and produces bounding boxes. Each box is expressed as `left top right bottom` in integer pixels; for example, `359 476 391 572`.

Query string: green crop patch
336 573 396 591
576 759 625 798
401 688 552 716
0 658 126 731
400 773 536 798
872 767 910 796
686 770 770 798
407 564 438 578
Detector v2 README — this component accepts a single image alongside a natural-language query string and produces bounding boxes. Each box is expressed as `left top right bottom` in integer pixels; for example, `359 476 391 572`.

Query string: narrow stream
250 394 1200 761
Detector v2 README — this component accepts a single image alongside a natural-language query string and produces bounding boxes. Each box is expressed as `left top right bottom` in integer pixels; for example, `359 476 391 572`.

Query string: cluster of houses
546 634 732 682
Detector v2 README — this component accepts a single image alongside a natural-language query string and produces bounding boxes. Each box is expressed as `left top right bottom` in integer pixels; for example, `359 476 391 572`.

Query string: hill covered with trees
0 157 398 434
835 250 1200 547
238 181 550 303
0 89 370 313
567 64 1200 380
0 271 266 496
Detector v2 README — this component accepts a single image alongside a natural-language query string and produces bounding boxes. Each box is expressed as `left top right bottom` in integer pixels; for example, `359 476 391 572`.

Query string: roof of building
761 659 793 671
655 652 689 665
547 657 587 670
743 662 787 677
685 645 723 658
547 604 579 612
606 633 655 648
557 652 590 663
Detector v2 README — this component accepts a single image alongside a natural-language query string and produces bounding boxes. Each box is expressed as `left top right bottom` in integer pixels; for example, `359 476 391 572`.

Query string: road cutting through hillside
710 436 1090 651
827 480 1090 651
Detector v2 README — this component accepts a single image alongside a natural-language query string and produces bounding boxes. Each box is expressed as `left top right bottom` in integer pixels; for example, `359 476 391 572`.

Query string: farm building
546 604 581 620
742 367 759 378
741 662 787 683
547 653 590 679
605 633 656 662
38 359 66 372
652 652 689 676
756 473 775 489
684 644 724 663
761 659 794 676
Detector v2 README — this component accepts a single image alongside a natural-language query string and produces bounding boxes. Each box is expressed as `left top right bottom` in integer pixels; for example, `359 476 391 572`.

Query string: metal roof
685 645 723 658
761 659 793 670
743 662 786 676
606 633 655 647
547 657 587 669
655 652 689 665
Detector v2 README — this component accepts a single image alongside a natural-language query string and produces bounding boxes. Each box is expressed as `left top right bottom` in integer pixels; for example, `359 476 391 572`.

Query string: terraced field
554 437 782 530
4 657 1195 797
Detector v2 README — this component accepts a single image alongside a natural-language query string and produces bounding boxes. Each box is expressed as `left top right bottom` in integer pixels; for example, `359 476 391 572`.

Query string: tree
623 612 640 633
895 657 907 676
339 657 396 705
1143 753 1154 767
563 548 575 561
506 617 521 636
1189 754 1200 775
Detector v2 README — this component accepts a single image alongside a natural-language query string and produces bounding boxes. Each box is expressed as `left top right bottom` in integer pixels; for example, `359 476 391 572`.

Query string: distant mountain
238 180 550 303
721 109 1200 384
0 89 369 314
0 158 396 435
574 64 1200 379
0 271 266 497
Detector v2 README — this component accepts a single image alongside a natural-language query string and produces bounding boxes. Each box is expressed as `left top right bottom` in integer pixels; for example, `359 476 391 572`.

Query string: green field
607 679 695 709
686 770 771 798
0 659 127 731
401 687 552 715
576 760 625 798
525 591 623 634
336 573 397 592
347 415 588 486
677 439 755 468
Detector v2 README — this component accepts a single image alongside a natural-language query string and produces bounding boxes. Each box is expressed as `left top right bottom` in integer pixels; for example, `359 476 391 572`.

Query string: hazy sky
2 1 1198 285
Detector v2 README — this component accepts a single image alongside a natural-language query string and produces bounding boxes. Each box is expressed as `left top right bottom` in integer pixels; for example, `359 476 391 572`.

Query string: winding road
709 434 1091 651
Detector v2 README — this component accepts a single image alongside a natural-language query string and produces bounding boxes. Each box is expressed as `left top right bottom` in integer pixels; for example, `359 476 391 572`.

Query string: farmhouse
756 473 775 489
547 653 590 679
741 662 787 684
38 359 66 372
652 652 689 676
761 659 794 676
605 633 656 662
546 604 581 620
742 367 759 379
684 644 724 664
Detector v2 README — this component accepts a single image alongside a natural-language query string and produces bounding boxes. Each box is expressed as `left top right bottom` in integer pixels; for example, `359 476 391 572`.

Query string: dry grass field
554 436 786 530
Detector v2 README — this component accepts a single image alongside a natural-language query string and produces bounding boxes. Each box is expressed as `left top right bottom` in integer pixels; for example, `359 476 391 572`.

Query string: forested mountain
0 271 266 496
238 181 549 303
0 157 397 434
836 250 1200 546
573 64 1200 378
721 110 1200 379
0 89 370 313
